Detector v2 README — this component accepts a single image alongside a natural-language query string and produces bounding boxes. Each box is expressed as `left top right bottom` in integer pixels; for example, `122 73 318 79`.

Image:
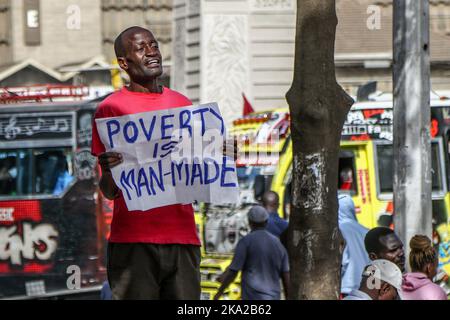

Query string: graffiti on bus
0 201 59 273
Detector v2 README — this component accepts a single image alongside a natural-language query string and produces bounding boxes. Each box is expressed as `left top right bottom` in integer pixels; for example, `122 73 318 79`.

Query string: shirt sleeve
228 239 247 272
91 107 106 157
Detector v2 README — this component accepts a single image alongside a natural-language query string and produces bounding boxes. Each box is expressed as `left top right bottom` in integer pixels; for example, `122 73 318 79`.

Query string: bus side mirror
254 175 266 200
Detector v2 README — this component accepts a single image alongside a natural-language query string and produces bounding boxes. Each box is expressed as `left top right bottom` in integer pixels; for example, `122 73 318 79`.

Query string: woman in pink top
401 235 447 300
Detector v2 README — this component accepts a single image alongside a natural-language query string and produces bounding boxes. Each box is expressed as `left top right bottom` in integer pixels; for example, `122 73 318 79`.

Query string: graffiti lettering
0 223 58 265
0 208 14 222
343 109 393 141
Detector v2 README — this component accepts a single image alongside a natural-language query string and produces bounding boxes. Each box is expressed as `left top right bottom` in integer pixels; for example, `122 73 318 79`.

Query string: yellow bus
198 92 450 299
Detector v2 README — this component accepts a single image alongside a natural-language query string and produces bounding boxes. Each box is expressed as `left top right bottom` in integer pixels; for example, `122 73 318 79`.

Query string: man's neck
251 227 266 232
127 80 162 93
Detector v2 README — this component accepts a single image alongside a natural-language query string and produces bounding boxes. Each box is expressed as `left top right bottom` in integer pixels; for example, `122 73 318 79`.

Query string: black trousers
107 243 201 300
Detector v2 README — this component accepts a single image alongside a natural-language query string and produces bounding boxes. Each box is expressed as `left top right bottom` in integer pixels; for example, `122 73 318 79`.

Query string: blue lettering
106 120 120 148
123 121 138 144
179 110 192 137
192 107 209 136
162 140 178 151
137 167 152 197
220 157 237 187
148 160 165 194
185 163 190 186
190 162 203 185
153 142 159 159
161 114 175 140
209 107 225 135
139 116 157 141
171 161 176 186
204 158 220 184
160 140 178 158
174 161 185 183
120 169 136 200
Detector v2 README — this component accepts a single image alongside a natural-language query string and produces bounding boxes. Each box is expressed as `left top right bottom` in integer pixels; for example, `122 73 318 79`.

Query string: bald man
92 26 201 300
262 191 288 238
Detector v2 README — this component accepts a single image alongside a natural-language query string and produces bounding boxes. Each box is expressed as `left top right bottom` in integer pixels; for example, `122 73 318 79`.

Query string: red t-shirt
91 86 201 245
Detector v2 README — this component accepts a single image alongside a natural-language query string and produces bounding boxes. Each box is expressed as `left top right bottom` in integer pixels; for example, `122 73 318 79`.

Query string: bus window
0 148 73 197
375 141 445 195
338 151 357 195
0 152 19 195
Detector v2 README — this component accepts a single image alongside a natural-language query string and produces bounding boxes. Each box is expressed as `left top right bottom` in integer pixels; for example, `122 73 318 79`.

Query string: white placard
95 103 240 211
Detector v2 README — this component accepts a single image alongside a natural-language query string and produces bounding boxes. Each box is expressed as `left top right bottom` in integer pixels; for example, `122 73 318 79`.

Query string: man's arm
98 152 123 200
281 271 290 300
213 268 238 300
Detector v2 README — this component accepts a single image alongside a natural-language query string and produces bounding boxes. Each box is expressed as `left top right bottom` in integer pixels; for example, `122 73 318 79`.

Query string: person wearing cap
213 205 290 300
262 191 288 238
344 259 403 300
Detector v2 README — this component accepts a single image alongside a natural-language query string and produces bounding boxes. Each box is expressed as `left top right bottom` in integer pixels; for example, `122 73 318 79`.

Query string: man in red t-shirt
91 26 202 299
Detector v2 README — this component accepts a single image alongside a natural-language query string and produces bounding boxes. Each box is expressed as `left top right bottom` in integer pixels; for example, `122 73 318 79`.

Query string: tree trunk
286 0 354 300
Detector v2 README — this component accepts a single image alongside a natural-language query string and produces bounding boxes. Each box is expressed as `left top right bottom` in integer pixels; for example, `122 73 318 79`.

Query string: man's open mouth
144 59 160 68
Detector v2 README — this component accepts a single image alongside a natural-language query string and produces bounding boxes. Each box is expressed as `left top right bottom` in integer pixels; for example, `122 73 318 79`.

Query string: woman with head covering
338 194 371 296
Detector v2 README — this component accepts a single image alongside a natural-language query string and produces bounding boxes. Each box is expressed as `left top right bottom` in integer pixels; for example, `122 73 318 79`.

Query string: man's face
377 233 406 272
119 30 163 82
378 283 398 301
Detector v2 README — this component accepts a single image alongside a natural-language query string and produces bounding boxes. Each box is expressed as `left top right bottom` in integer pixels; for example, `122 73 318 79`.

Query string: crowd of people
212 192 448 300
100 187 448 300
338 194 446 300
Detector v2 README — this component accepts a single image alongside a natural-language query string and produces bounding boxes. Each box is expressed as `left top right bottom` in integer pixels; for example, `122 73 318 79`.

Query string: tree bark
286 0 354 300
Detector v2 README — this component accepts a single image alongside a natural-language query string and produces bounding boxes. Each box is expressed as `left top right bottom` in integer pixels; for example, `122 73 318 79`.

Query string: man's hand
98 152 123 173
223 138 238 161
97 152 122 200
213 268 238 300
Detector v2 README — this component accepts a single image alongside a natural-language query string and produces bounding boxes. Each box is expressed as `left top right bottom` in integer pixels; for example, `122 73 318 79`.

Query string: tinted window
0 148 73 197
376 142 443 194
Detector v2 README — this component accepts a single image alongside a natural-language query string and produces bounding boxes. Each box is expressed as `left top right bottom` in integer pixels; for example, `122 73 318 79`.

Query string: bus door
339 142 376 229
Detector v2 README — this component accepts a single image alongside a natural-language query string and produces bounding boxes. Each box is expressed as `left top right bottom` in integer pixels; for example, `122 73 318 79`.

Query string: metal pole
393 0 431 265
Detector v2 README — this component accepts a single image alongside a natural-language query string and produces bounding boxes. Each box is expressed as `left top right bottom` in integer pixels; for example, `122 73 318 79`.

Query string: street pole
393 0 431 264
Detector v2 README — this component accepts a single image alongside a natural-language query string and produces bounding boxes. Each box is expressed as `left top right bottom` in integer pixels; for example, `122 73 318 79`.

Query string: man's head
262 191 279 213
364 227 406 272
360 259 403 300
114 26 163 84
247 205 268 230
